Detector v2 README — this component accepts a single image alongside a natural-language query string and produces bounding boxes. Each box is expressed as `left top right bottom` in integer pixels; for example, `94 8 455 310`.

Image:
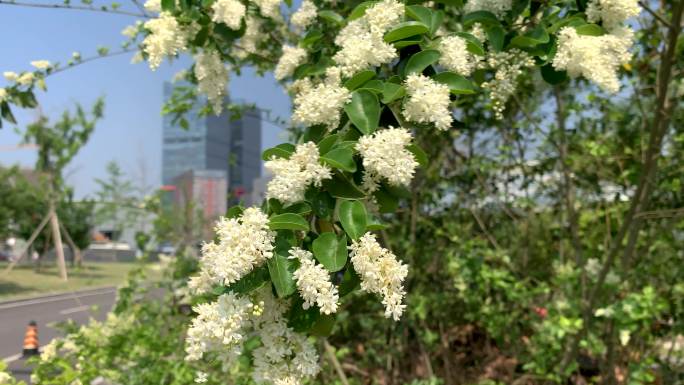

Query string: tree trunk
49 204 68 281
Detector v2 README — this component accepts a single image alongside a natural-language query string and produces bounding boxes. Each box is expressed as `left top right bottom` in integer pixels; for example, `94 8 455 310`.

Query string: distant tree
93 160 141 242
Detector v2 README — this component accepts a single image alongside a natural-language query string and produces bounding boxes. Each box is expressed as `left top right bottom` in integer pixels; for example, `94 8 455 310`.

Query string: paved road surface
1 287 117 383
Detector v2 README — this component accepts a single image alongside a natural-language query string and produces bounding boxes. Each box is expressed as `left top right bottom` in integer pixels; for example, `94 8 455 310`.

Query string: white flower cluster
253 0 281 19
235 16 264 59
464 0 513 17
290 248 339 314
186 288 320 385
552 26 633 94
185 292 257 361
586 0 640 31
332 0 403 77
194 50 229 113
211 0 246 30
481 48 535 119
30 60 50 70
191 207 275 292
143 12 195 70
0 88 7 102
356 127 418 190
291 75 351 129
439 36 480 76
4 71 35 86
403 73 453 130
291 0 317 30
143 0 161 12
274 45 307 81
265 142 332 204
349 233 408 320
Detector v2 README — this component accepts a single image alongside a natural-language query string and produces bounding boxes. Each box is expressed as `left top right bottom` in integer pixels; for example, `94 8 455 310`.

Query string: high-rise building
173 169 228 220
161 82 263 207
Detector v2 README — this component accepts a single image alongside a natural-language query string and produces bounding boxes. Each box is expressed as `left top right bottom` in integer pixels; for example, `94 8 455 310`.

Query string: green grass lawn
0 262 155 301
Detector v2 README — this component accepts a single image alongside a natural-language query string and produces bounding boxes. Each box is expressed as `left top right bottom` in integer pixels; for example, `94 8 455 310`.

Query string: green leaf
384 21 429 43
366 216 388 230
404 49 441 76
0 103 17 125
268 213 309 231
575 23 607 36
301 30 323 47
405 5 432 26
318 10 344 24
382 83 406 104
262 143 295 161
312 232 348 272
349 1 376 20
282 202 312 215
310 314 336 336
429 10 445 37
358 80 384 93
407 144 428 167
339 200 367 240
463 10 500 26
485 25 506 52
321 147 357 172
393 36 424 48
317 134 339 155
306 189 336 218
454 32 485 55
344 70 375 90
339 267 361 296
267 253 296 298
302 125 327 143
226 205 244 219
509 25 550 48
433 72 477 94
540 64 568 85
374 187 399 213
161 0 174 11
287 296 320 332
323 174 366 199
344 90 380 135
227 266 270 294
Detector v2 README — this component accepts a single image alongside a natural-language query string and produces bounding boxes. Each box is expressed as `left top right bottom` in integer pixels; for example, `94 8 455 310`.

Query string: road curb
0 286 117 307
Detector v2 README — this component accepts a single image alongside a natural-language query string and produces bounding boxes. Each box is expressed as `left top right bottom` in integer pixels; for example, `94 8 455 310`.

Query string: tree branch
0 0 150 18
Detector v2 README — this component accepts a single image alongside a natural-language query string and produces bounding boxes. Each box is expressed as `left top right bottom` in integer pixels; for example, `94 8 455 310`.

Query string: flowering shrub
2 0 684 384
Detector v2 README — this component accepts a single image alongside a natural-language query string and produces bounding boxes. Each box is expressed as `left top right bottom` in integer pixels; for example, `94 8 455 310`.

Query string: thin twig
323 341 350 385
48 48 137 78
638 1 672 28
0 0 150 18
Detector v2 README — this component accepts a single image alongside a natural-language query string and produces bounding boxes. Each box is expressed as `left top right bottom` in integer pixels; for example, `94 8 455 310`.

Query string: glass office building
161 82 262 206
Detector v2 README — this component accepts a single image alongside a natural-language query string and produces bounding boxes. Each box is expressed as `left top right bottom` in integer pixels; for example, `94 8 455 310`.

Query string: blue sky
0 2 290 198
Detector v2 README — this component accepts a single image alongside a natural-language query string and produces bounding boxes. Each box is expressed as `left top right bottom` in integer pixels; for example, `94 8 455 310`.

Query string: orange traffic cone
22 320 39 357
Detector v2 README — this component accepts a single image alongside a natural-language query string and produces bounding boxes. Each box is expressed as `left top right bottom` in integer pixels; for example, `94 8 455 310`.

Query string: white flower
144 0 161 12
17 72 35 86
0 88 7 102
211 0 245 30
0 372 11 383
349 232 408 321
290 248 339 315
356 127 419 187
30 60 50 70
403 73 453 130
481 48 535 119
265 142 331 204
552 26 633 94
439 36 479 76
198 207 275 288
274 46 307 81
3 71 18 82
291 0 317 30
142 12 195 70
331 0 403 77
40 339 59 361
194 50 229 113
195 372 208 383
235 16 264 59
185 293 255 361
463 0 513 18
253 0 281 19
586 0 640 31
291 77 351 129
121 22 142 39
